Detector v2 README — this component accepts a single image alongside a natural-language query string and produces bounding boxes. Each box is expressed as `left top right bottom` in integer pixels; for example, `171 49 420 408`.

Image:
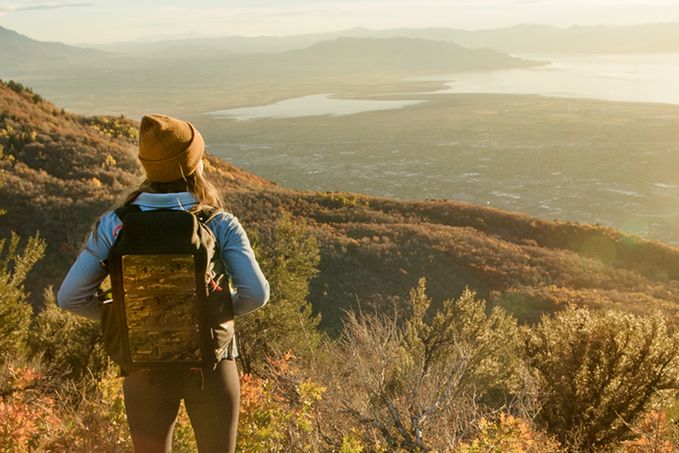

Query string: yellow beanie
138 113 205 183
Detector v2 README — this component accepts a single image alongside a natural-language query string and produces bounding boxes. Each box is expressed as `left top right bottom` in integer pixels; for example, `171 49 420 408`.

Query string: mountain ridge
81 23 679 55
0 28 540 117
262 36 541 73
0 26 106 75
0 26 538 73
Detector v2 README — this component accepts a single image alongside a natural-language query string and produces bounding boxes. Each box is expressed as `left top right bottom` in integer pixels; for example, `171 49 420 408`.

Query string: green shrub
29 288 109 382
237 213 322 374
0 232 45 360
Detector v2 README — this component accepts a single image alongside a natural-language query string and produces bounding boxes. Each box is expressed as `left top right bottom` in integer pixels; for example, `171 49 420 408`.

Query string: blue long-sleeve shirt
57 191 270 321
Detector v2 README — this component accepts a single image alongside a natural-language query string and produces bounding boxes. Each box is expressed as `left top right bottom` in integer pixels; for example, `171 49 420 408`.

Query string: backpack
100 205 234 373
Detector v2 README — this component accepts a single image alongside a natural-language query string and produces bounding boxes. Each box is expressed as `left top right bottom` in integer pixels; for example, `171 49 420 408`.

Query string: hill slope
3 80 679 331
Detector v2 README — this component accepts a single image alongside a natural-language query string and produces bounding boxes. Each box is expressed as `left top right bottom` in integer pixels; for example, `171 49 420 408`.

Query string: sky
1 0 679 44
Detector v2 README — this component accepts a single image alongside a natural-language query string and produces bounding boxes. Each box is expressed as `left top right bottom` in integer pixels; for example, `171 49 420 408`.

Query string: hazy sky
1 0 679 44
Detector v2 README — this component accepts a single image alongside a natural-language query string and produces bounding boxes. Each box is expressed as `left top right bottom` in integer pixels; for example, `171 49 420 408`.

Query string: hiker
57 114 270 453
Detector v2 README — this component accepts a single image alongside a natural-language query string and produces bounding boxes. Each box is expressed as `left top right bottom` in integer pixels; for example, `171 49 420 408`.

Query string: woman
57 114 270 452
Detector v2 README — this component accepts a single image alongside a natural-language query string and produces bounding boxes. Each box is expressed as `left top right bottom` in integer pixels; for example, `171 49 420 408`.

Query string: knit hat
138 114 205 183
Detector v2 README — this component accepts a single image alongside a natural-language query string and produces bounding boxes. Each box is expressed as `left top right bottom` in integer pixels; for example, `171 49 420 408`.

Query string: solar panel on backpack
121 254 202 364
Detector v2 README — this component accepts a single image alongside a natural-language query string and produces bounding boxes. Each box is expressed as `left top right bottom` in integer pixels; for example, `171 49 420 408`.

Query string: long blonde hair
118 169 225 211
90 165 225 242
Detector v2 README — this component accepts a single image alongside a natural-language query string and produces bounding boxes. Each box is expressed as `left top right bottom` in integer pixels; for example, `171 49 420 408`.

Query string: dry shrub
621 409 678 453
458 414 561 453
172 403 199 453
526 307 679 452
319 279 530 451
238 352 326 452
48 367 132 452
0 361 62 451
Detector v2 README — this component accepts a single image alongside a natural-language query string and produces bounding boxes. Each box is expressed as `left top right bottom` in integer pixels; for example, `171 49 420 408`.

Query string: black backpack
100 205 234 373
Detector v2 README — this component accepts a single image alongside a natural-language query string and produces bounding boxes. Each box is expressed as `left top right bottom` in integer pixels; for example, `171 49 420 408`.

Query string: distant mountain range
0 25 537 77
4 81 679 331
0 25 541 116
3 22 677 77
86 23 679 55
4 22 676 116
0 26 106 75
359 23 679 54
253 37 540 75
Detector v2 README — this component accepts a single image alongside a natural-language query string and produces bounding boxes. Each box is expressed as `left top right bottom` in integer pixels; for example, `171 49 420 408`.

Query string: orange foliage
623 410 677 453
459 414 561 453
238 352 325 451
0 367 61 451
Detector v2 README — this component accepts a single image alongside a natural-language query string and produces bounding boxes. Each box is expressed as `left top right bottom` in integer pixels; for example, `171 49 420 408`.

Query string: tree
525 307 679 452
237 212 322 374
0 232 45 360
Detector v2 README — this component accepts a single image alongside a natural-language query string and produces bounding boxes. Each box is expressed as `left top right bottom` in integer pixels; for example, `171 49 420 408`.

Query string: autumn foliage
4 81 679 451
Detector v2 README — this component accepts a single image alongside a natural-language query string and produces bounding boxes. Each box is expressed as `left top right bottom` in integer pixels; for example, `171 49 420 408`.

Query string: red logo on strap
113 224 123 239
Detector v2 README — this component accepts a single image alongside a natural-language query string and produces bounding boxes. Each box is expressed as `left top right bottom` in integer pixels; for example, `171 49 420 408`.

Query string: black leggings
123 359 240 453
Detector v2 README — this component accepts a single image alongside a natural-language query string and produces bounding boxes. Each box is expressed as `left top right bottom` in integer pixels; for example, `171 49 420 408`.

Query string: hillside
0 26 106 75
3 80 679 331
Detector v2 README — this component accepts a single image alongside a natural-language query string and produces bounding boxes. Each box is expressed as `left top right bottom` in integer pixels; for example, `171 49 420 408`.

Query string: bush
525 307 679 451
457 414 561 453
321 279 525 451
48 367 132 452
29 288 109 382
0 359 62 451
0 232 45 360
238 353 326 452
237 213 322 374
622 408 677 452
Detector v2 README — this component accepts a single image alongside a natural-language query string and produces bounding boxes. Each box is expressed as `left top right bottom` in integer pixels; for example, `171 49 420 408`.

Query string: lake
206 94 424 120
418 53 679 105
205 54 679 121
199 53 679 243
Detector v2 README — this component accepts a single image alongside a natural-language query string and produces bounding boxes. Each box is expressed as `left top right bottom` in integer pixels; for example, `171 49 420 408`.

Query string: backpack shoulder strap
194 205 221 225
114 204 142 222
113 204 220 224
